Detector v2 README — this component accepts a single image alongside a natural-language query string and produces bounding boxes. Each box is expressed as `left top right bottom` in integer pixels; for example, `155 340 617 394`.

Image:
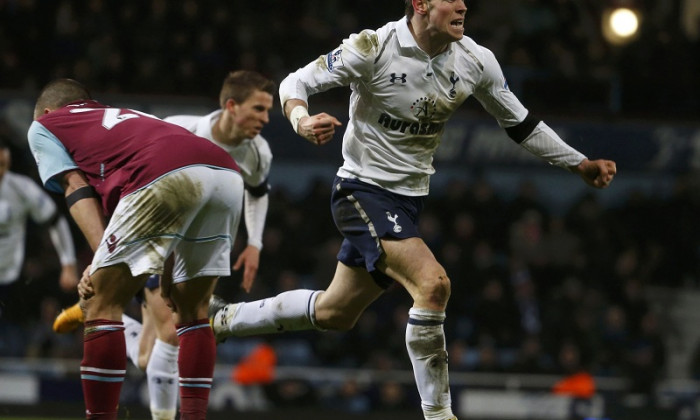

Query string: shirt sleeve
27 121 79 193
22 177 57 223
471 46 529 128
279 29 377 108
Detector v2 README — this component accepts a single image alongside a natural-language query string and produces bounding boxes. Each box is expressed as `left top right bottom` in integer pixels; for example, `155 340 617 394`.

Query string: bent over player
28 78 243 420
54 70 275 420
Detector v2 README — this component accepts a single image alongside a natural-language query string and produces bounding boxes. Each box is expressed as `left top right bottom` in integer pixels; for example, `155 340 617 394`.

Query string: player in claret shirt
53 70 276 420
28 78 243 420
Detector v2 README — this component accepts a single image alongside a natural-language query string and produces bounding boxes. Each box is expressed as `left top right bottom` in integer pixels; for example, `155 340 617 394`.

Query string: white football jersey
0 172 57 283
164 110 272 189
279 17 533 196
164 110 272 249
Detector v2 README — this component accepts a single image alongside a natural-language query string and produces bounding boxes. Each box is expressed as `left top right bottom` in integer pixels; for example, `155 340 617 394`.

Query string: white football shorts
91 165 243 283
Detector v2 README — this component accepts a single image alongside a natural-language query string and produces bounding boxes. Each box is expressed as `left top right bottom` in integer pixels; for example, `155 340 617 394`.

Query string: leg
81 263 148 420
169 276 218 420
378 237 455 420
142 286 179 420
211 261 384 340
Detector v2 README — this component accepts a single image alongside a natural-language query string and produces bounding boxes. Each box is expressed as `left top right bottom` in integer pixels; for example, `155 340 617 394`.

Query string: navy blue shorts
330 176 424 289
135 274 160 305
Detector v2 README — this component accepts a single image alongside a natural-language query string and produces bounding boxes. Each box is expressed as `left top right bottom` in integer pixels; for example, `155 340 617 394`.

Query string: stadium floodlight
602 7 641 45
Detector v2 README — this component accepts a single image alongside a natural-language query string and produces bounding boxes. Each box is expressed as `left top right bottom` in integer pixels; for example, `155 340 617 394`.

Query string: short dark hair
34 79 91 120
405 0 414 19
219 70 276 108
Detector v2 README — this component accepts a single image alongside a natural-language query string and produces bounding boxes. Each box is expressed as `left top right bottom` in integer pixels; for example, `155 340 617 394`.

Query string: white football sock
217 289 322 336
146 338 179 420
406 308 455 420
122 314 143 369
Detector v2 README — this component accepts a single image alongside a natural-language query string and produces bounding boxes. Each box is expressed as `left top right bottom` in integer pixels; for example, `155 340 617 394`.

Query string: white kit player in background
0 139 78 319
210 1 616 420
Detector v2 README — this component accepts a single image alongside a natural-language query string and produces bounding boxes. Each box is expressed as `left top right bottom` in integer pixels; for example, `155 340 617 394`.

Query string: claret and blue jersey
27 100 239 215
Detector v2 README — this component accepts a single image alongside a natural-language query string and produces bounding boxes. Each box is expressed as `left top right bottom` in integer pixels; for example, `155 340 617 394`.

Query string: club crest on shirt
326 48 344 72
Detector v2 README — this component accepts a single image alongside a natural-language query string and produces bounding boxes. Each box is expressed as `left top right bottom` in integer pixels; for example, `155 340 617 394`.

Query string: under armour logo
386 212 403 233
449 73 460 98
390 73 407 84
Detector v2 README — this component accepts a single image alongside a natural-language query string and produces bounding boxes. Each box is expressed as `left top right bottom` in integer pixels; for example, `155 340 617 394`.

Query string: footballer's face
425 0 466 43
227 89 274 140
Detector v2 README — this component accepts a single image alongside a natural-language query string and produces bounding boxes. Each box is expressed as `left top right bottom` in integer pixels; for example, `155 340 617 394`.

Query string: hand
59 264 79 292
233 245 260 293
77 265 95 300
159 274 177 313
573 158 617 188
297 113 342 145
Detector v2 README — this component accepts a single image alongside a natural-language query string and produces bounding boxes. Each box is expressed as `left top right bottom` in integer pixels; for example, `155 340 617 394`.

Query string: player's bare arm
571 158 617 188
62 169 106 251
233 244 260 293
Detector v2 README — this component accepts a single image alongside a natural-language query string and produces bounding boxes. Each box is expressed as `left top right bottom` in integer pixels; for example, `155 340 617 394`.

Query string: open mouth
451 19 464 28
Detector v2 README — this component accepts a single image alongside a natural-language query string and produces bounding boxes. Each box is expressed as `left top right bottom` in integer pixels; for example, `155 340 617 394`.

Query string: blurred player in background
29 78 243 420
55 70 275 420
0 138 78 321
209 1 617 419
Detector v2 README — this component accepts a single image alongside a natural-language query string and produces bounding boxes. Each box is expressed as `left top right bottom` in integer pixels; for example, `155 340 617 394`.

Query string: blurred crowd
0 0 698 119
2 165 699 404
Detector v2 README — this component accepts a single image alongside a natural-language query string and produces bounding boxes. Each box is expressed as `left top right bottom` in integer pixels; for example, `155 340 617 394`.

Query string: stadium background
0 1 699 419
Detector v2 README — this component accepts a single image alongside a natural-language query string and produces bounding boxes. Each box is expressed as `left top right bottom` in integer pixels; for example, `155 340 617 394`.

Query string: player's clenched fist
297 113 342 145
574 158 617 188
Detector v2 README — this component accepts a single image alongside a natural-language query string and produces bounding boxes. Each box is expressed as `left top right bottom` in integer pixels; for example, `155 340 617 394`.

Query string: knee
417 269 451 308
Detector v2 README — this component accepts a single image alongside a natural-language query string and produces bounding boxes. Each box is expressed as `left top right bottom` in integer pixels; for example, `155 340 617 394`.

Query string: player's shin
81 320 127 419
176 320 214 420
212 289 323 339
405 308 456 420
146 339 179 420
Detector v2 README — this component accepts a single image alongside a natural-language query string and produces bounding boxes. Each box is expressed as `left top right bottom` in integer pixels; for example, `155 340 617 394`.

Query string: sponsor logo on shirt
377 96 444 135
411 97 437 120
377 113 444 135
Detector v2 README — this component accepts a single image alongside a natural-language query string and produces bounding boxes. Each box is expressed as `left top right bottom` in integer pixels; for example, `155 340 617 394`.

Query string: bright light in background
602 7 641 45
610 8 639 37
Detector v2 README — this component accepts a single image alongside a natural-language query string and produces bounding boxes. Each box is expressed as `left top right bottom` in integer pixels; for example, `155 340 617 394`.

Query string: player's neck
213 115 244 146
408 18 449 58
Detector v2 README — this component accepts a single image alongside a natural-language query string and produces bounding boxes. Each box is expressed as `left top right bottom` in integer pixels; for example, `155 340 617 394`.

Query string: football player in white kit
0 138 78 320
57 70 275 420
209 1 617 419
